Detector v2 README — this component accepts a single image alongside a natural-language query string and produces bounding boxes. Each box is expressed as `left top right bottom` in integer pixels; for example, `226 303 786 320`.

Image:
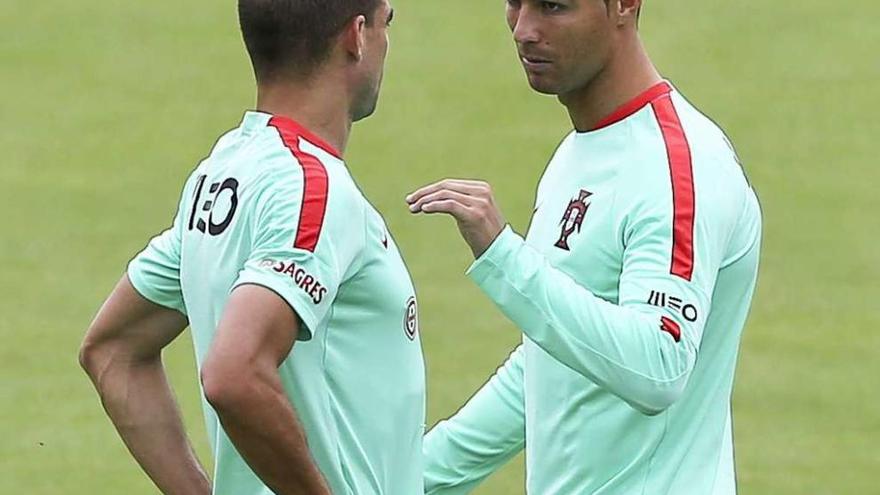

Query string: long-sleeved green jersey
424 82 761 494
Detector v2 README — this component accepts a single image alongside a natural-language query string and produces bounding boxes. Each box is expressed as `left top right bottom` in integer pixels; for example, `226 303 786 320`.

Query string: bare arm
200 284 331 495
79 275 211 495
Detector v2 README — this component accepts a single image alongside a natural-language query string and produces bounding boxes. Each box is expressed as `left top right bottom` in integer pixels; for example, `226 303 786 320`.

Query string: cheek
567 24 610 64
505 8 517 31
366 33 387 72
375 30 388 57
375 42 388 76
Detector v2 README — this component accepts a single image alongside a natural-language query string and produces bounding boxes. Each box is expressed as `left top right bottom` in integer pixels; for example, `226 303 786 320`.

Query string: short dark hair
239 0 383 82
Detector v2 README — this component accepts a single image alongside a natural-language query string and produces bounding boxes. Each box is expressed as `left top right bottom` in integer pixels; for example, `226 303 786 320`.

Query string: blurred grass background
1 0 878 493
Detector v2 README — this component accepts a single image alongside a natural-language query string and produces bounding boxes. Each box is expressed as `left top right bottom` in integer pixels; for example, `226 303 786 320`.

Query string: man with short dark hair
80 1 424 494
411 0 761 493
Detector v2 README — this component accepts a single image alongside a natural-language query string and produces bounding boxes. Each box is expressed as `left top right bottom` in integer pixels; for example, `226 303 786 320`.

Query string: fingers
404 178 506 258
408 189 478 213
419 198 470 218
442 179 490 194
406 179 491 205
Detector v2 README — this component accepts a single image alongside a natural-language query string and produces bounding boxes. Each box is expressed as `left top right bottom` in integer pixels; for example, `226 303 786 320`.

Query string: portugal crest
554 189 592 251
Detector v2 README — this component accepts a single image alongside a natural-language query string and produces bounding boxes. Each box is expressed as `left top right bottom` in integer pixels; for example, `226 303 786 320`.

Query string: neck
560 33 662 132
256 73 352 156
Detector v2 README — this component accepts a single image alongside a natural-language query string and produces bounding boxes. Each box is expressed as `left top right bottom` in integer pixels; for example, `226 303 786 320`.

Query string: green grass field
2 0 878 493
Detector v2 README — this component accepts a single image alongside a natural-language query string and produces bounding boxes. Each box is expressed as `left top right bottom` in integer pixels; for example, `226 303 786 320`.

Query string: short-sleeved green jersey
424 82 761 494
128 111 425 495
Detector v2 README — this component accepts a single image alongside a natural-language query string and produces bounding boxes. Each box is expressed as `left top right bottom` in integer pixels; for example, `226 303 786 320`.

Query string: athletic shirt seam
264 126 353 494
640 410 671 495
320 160 368 495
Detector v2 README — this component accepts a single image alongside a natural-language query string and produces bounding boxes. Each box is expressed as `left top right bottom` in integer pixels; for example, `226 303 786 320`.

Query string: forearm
468 228 695 413
206 371 330 495
425 346 525 494
86 356 211 495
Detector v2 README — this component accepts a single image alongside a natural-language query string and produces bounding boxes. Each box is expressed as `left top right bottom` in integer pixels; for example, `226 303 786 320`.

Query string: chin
353 98 379 122
353 110 374 123
526 74 563 96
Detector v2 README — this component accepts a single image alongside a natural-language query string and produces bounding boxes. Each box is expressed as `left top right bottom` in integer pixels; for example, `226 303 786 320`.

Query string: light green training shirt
128 111 425 495
424 82 761 494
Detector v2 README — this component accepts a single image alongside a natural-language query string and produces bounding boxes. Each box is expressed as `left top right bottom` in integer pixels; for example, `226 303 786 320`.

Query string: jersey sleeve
466 181 740 414
233 164 363 342
424 345 526 494
127 189 188 316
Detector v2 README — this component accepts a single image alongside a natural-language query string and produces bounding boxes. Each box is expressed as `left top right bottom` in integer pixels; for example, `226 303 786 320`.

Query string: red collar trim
267 114 343 159
591 81 672 131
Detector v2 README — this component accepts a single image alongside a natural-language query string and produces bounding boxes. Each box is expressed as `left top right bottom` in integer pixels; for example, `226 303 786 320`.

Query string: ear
340 14 368 62
615 0 642 27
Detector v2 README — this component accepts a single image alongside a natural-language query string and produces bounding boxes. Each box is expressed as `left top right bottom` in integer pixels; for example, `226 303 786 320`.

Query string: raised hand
406 179 507 259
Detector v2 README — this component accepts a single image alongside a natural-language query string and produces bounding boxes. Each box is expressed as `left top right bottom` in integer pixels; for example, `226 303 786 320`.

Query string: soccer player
408 0 761 493
79 1 425 494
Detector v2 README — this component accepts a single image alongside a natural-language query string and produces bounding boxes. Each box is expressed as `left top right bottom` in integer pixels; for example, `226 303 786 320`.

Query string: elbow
78 331 108 381
200 360 256 412
627 385 685 416
621 338 695 416
79 322 163 388
78 341 97 378
610 359 692 415
619 369 690 416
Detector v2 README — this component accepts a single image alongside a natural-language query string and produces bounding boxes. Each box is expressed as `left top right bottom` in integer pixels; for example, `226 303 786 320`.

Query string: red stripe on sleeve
651 94 696 281
269 117 330 253
660 316 682 343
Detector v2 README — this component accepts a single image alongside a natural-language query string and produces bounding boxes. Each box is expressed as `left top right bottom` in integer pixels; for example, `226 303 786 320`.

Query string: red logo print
555 190 592 251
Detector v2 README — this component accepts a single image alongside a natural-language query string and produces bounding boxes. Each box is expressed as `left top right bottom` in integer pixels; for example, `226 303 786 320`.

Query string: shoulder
621 90 749 216
669 92 743 175
611 90 760 266
669 92 755 221
250 126 366 244
209 123 359 214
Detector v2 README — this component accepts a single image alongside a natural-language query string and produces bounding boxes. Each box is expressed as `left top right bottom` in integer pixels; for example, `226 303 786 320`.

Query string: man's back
129 112 426 495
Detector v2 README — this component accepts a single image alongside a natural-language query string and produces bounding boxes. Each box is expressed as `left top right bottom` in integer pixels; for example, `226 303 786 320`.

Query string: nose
511 5 540 45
